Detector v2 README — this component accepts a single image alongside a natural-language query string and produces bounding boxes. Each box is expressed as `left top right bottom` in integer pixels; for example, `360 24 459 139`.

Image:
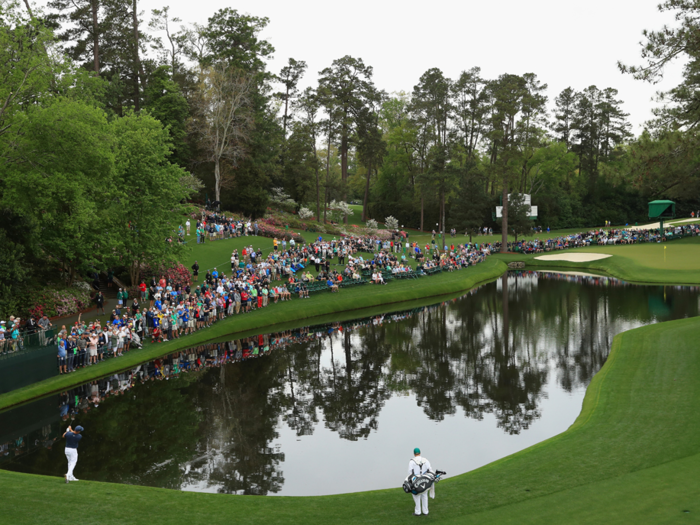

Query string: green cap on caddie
414 448 420 454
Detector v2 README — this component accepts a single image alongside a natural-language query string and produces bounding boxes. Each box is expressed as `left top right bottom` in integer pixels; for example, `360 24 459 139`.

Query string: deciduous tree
111 111 191 285
189 64 254 203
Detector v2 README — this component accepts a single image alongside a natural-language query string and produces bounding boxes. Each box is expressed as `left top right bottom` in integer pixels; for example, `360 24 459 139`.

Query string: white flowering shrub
366 218 378 230
298 207 314 220
385 215 399 230
329 200 354 223
270 187 297 212
72 281 92 292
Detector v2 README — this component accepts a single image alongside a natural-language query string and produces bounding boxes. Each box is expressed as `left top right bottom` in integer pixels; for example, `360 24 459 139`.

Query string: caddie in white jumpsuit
63 425 84 482
408 447 432 516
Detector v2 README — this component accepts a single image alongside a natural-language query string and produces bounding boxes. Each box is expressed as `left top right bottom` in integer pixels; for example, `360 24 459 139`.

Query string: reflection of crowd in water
1 423 54 461
0 296 486 463
0 376 131 462
121 307 456 382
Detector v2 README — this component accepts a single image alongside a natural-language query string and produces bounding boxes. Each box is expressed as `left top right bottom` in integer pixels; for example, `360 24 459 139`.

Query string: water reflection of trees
188 355 286 495
315 329 392 440
393 275 547 434
5 272 698 495
167 273 700 492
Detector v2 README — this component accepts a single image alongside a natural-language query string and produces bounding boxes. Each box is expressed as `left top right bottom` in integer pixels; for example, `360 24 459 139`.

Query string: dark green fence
1 328 58 359
0 329 60 395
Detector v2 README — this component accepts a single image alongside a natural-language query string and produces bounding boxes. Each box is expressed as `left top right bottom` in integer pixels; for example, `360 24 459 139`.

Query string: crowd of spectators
192 214 261 243
470 223 700 254
3 219 698 363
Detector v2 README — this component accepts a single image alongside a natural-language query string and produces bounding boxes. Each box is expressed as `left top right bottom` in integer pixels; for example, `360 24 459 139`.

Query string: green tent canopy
648 200 676 220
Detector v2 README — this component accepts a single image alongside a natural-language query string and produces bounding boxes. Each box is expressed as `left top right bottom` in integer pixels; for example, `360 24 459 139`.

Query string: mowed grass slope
2 316 699 524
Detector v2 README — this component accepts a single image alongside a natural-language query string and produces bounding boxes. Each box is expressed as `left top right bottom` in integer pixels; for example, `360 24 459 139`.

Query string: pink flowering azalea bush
139 262 192 288
261 216 283 227
28 286 91 318
373 230 394 241
256 223 305 243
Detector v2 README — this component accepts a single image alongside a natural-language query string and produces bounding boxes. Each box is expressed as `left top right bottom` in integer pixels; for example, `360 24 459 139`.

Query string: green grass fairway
2 315 699 524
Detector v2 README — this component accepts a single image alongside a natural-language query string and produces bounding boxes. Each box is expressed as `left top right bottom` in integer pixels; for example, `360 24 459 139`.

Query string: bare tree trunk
314 145 321 223
341 121 348 225
92 0 99 74
170 30 176 74
22 0 34 17
362 161 371 222
281 86 290 169
324 134 331 224
132 0 141 111
441 190 446 250
130 260 140 288
214 157 221 202
283 87 290 138
420 195 424 231
501 178 509 254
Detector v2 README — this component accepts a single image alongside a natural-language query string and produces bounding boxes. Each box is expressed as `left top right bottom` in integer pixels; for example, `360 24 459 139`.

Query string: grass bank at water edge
2 315 699 523
0 259 509 411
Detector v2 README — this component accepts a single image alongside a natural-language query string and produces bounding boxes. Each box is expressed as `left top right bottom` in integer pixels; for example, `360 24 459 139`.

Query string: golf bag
403 469 446 495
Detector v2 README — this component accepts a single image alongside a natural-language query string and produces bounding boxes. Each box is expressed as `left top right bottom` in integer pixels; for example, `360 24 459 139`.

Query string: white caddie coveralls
408 455 432 515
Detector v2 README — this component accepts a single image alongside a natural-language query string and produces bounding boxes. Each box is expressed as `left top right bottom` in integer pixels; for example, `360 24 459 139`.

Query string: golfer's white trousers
65 448 78 479
413 492 428 515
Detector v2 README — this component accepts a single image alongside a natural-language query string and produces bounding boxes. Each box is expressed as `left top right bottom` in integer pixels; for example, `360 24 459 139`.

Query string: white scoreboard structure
495 194 538 219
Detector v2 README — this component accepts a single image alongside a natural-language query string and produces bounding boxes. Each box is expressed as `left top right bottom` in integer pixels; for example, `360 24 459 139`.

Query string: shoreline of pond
4 271 694 496
4 240 700 413
0 259 509 411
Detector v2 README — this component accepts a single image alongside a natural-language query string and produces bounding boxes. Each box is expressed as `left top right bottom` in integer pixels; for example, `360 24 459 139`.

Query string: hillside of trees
3 0 700 313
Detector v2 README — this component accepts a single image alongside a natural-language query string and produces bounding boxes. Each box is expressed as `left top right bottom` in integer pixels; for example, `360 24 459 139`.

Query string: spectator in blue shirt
57 338 67 374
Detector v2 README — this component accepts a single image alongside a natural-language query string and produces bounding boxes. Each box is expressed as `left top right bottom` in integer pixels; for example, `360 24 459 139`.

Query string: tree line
3 0 700 309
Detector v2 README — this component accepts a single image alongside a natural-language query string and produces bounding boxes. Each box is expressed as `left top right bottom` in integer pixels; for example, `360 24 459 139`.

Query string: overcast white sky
40 0 687 133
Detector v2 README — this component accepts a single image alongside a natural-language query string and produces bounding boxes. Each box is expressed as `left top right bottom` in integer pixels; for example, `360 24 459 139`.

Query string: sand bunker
626 218 698 231
535 253 612 263
538 270 604 278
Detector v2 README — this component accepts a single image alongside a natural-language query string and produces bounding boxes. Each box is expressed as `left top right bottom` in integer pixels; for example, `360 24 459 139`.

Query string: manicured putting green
494 236 700 284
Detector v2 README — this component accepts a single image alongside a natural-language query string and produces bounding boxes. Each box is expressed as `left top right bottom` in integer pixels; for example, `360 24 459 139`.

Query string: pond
1 271 698 496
